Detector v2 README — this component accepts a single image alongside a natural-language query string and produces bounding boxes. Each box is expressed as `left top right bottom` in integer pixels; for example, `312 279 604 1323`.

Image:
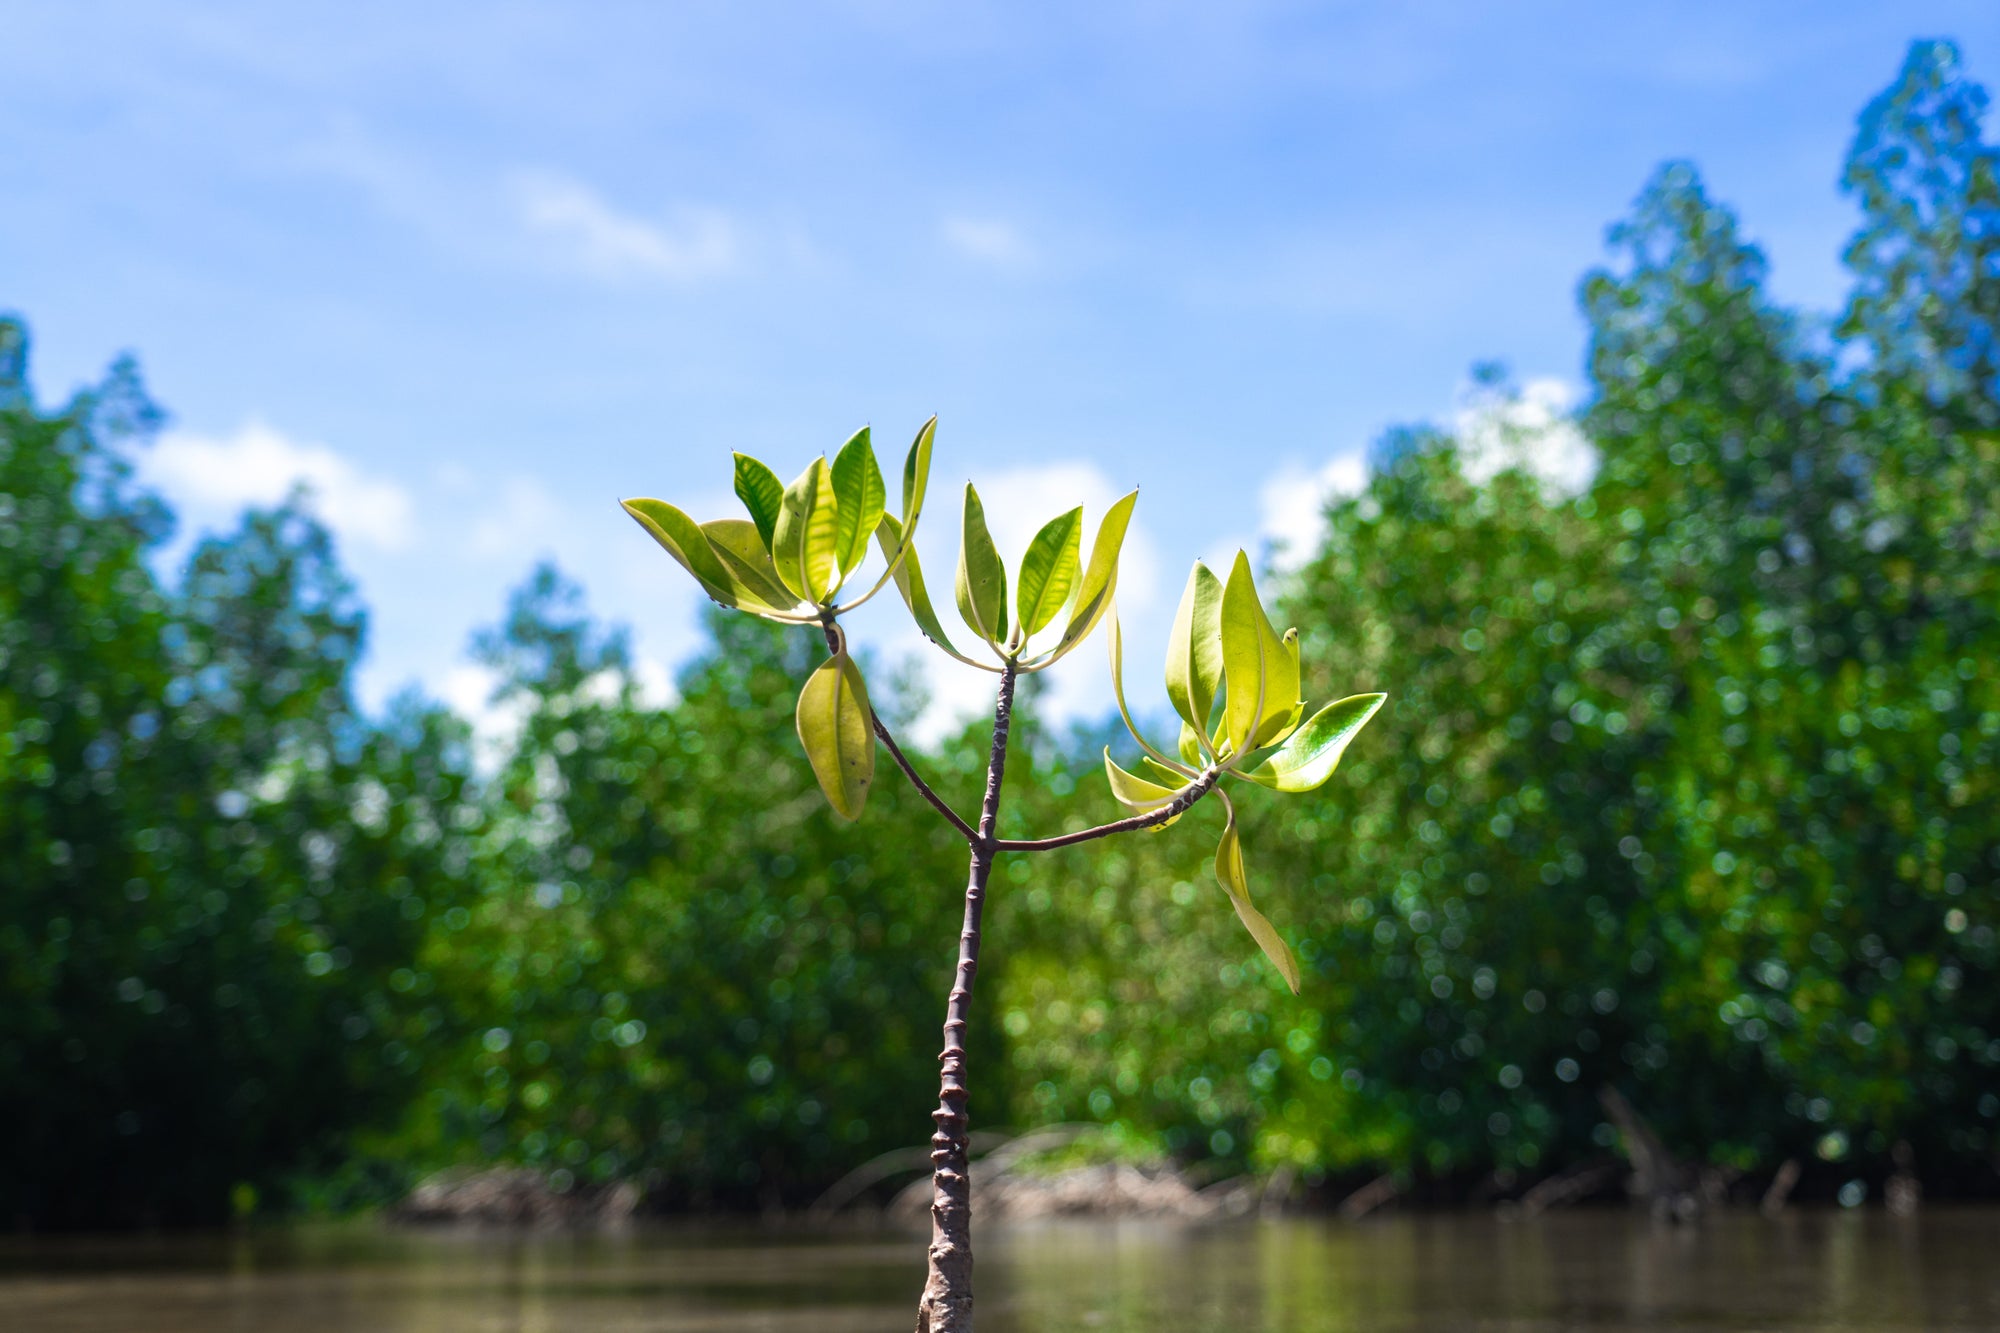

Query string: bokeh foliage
3 38 1996 1227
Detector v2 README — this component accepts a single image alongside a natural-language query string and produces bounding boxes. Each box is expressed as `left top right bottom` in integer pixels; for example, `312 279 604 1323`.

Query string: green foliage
399 584 998 1206
0 320 473 1227
1107 551 1383 993
1005 41 2000 1194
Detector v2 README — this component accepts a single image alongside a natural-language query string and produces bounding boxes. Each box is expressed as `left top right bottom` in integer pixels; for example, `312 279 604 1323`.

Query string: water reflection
2 1212 1995 1331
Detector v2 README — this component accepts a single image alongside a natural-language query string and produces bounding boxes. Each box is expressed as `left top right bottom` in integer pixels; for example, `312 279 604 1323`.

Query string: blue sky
5 2 1996 737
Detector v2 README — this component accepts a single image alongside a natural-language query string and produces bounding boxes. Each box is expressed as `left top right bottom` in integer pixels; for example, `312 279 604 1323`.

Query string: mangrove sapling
623 419 1384 1333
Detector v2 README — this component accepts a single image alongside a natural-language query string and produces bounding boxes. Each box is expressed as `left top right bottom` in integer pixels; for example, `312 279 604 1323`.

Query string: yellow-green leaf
1107 606 1176 768
1050 489 1138 658
795 650 875 820
830 427 886 578
774 457 839 604
1165 561 1224 746
1240 693 1386 792
1218 550 1271 754
701 519 798 612
732 453 784 551
622 498 739 605
902 416 936 525
1103 750 1184 828
876 513 985 668
1016 507 1083 638
1214 795 1300 993
954 483 1009 646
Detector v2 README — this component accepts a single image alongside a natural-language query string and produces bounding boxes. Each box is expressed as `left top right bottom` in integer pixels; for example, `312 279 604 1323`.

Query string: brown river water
3 1211 1996 1331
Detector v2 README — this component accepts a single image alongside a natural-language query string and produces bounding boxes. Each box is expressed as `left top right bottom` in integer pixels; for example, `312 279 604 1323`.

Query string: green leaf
830 427 886 578
1240 693 1386 792
732 453 784 551
1219 550 1271 754
1165 561 1224 745
1214 795 1300 993
1015 507 1083 638
774 457 839 604
701 519 798 612
1106 606 1173 768
875 513 986 667
1103 750 1184 827
795 650 875 820
954 483 1009 646
1050 489 1138 658
622 498 739 605
1178 721 1205 767
1217 551 1300 754
902 415 936 525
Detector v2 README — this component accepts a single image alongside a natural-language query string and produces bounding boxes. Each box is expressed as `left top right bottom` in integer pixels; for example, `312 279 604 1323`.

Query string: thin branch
819 618 979 843
993 768 1219 853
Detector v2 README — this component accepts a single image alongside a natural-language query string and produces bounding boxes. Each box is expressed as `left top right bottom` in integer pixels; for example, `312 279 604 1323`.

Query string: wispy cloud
149 420 415 552
941 214 1035 267
510 170 737 282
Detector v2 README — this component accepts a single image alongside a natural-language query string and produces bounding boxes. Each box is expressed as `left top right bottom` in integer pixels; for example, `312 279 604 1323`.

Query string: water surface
3 1211 1995 1331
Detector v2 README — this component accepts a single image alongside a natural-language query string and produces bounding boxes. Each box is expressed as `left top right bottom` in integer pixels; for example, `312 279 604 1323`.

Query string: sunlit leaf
795 650 874 820
1107 605 1177 768
875 513 990 669
702 519 798 612
1104 750 1184 827
1016 507 1083 638
1178 720 1205 768
1049 489 1138 659
1165 560 1224 746
954 483 1009 646
1219 550 1272 754
902 415 936 526
732 453 784 551
774 457 839 604
1239 693 1386 792
622 498 739 605
830 427 886 578
1214 793 1300 993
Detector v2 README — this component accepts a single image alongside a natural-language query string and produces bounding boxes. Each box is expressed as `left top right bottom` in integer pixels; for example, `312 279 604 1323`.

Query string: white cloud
1259 451 1369 572
467 475 566 560
941 215 1034 267
510 170 736 282
149 420 415 551
1455 376 1596 497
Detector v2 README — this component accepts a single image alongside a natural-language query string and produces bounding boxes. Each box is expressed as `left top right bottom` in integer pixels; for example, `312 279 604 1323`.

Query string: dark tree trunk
914 663 1016 1333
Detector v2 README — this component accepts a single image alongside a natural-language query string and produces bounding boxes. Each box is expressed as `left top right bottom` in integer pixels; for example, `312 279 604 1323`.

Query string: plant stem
915 660 1017 1333
992 768 1220 852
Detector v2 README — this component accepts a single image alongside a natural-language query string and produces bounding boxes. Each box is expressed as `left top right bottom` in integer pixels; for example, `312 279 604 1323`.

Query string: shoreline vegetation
5 39 1998 1234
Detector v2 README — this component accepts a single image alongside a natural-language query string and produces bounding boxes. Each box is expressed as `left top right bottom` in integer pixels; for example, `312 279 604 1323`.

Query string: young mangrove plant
623 418 1384 1333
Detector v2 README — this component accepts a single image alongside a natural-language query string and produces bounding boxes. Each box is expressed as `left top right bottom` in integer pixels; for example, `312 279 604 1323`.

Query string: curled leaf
1240 693 1386 792
902 416 936 527
796 650 875 820
1214 793 1300 993
1107 605 1179 769
1103 750 1186 828
876 513 992 670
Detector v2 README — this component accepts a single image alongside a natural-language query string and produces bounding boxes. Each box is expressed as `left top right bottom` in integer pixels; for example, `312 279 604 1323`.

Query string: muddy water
3 1211 1996 1331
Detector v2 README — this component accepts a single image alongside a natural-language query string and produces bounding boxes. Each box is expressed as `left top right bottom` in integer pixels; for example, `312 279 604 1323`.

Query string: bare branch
993 768 1220 853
